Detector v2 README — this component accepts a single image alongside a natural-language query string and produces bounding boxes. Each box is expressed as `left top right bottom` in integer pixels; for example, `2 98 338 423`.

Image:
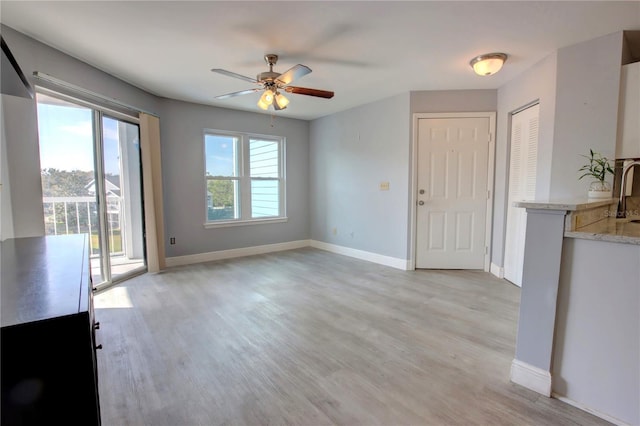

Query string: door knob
419 189 425 194
418 200 425 206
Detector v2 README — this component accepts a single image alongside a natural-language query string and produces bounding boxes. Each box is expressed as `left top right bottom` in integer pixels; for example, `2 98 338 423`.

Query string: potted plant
578 149 615 199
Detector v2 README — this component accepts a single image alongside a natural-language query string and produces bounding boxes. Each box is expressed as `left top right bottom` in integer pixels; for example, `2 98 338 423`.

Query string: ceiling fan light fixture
257 89 275 110
263 89 275 103
275 92 289 110
257 97 270 110
470 53 508 76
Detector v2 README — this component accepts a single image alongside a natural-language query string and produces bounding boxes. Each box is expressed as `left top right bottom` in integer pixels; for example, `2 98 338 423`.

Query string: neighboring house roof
85 176 121 196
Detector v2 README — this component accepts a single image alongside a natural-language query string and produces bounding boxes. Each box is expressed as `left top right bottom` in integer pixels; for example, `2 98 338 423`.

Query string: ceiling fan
211 54 334 111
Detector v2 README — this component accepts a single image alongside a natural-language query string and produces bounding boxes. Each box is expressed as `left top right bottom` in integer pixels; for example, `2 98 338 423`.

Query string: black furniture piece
1 234 101 425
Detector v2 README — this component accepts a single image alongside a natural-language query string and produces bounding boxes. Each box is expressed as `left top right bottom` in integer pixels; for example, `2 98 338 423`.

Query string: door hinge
485 246 489 254
487 190 491 200
488 133 492 142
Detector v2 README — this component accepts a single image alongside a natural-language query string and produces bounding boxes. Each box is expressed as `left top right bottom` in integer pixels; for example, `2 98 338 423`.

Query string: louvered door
504 104 539 286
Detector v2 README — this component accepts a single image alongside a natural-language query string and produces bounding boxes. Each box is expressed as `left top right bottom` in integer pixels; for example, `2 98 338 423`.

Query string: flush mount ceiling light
470 53 508 76
212 54 334 111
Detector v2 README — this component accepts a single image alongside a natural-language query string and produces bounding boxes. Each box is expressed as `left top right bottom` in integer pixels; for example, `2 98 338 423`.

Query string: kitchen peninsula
509 198 639 425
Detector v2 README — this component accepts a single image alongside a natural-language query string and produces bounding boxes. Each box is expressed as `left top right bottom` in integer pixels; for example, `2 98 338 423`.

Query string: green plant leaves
578 150 614 182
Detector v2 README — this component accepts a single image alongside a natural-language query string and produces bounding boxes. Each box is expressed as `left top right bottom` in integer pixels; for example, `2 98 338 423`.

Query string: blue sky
37 100 121 175
205 134 235 176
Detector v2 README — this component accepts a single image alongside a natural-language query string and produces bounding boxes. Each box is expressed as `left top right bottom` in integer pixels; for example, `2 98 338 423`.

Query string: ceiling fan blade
284 86 334 99
275 64 311 85
215 88 261 100
211 68 257 83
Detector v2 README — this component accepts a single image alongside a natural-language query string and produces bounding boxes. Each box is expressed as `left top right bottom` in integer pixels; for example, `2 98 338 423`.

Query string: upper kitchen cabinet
616 61 640 159
617 31 640 159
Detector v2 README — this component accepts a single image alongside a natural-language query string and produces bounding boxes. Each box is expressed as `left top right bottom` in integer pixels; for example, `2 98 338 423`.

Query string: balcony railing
42 196 123 256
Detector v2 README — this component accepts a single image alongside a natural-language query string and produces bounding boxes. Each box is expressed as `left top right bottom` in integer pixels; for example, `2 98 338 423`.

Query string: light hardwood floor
95 248 609 426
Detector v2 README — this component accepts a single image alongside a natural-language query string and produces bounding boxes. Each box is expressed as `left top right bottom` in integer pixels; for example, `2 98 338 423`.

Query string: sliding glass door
37 92 146 288
96 115 146 286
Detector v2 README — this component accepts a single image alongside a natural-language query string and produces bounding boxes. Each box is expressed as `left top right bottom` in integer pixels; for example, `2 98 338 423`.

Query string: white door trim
409 112 496 271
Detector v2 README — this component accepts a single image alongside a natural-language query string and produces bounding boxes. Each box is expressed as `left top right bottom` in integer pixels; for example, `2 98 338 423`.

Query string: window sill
203 217 288 229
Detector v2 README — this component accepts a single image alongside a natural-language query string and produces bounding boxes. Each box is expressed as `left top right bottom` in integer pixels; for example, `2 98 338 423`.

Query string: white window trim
203 129 286 227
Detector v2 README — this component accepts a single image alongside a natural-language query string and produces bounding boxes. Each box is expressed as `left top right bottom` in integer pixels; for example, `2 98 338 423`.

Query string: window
204 130 285 226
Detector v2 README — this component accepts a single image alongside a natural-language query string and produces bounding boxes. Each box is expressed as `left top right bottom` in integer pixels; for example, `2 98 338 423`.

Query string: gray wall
410 89 497 114
550 31 624 199
1 96 15 239
160 98 310 257
554 238 639 425
0 25 160 239
1 94 44 238
1 25 160 114
309 90 496 261
493 52 558 268
309 93 410 260
492 31 626 268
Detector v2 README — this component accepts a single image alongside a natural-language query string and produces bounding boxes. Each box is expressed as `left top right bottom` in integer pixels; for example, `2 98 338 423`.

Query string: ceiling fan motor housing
257 71 280 83
258 54 281 84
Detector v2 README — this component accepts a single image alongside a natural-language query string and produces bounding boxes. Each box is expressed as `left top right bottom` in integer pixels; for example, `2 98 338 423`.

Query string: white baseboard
165 239 311 268
510 359 552 397
551 393 630 426
166 239 410 271
490 262 504 279
310 240 410 270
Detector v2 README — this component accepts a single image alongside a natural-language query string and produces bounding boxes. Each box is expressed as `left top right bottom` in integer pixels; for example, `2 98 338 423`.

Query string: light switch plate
379 181 390 191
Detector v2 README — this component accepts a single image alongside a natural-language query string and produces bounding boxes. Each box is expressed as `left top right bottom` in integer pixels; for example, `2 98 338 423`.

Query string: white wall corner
510 359 552 397
309 240 411 270
490 262 505 279
165 239 311 268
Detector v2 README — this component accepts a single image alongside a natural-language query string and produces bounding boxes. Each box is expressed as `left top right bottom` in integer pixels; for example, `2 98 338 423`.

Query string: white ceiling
1 1 639 120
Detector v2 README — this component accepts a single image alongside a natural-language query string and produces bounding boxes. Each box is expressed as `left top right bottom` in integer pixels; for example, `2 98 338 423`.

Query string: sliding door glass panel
37 93 146 288
36 94 106 284
101 116 145 285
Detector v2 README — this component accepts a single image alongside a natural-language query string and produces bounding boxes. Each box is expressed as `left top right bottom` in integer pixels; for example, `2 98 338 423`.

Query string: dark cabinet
1 235 101 425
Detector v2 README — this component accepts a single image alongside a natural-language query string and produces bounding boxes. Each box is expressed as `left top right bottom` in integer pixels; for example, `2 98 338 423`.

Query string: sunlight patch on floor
94 286 133 309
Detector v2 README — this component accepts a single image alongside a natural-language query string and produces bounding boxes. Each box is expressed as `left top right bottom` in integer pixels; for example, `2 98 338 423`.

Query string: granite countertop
564 218 640 245
514 198 616 211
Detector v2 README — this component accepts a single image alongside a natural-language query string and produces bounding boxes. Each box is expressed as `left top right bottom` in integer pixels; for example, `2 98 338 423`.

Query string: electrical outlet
170 237 176 245
379 181 390 191
332 227 337 235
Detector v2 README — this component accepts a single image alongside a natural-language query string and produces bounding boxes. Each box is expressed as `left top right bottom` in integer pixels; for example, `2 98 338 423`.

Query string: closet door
504 104 539 287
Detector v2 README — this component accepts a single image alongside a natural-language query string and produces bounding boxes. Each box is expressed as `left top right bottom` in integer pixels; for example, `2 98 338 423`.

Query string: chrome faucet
618 160 640 218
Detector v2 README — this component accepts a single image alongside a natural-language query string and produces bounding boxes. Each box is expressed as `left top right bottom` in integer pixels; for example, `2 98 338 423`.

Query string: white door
416 117 491 269
504 104 539 286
